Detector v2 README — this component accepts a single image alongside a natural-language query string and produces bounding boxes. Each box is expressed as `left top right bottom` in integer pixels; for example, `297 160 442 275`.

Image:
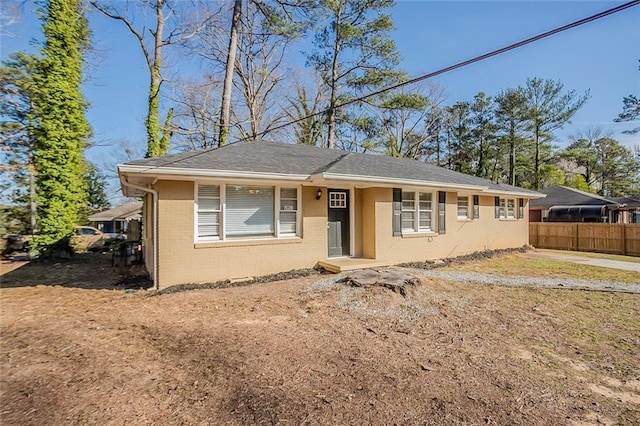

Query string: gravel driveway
401 268 640 294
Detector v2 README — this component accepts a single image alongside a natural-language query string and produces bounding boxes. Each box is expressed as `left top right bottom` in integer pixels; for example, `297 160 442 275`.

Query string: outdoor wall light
316 188 323 200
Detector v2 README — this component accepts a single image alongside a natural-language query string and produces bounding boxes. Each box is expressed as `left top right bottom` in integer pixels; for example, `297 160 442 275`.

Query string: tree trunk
219 0 242 147
509 121 516 186
534 126 540 190
327 10 342 150
144 0 164 158
29 152 37 234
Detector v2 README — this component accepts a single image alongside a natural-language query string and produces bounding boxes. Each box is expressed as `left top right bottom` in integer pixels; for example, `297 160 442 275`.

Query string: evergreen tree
32 0 91 253
78 164 110 224
614 60 639 134
521 78 588 189
0 52 42 234
494 88 527 186
443 102 473 174
468 92 497 179
308 0 400 149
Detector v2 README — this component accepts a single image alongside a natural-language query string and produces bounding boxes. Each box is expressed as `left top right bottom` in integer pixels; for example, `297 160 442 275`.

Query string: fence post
574 223 579 251
622 225 627 255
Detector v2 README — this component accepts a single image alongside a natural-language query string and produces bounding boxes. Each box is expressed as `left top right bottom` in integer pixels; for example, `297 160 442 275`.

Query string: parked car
3 234 33 252
72 226 110 252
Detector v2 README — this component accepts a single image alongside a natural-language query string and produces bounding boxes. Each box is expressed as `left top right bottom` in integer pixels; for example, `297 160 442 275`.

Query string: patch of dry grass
540 249 640 264
448 254 640 283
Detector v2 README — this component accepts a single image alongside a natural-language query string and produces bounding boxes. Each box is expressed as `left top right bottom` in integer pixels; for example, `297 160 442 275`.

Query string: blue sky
2 1 639 202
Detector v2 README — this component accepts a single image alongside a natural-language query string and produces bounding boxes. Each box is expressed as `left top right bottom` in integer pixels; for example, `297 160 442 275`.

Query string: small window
418 192 432 231
329 192 347 208
401 192 416 232
197 185 221 238
457 196 469 219
507 199 515 219
279 188 298 236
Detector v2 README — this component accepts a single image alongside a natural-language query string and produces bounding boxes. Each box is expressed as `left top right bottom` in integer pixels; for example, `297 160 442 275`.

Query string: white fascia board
117 164 310 182
316 172 487 191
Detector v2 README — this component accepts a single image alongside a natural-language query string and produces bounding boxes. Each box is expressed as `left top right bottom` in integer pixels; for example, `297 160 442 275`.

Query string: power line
231 0 640 144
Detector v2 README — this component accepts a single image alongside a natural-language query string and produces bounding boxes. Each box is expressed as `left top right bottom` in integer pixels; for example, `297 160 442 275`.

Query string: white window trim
195 183 301 243
402 190 436 234
499 197 517 220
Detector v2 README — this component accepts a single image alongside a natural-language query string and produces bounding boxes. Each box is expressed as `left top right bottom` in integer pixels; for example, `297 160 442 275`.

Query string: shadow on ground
0 252 151 290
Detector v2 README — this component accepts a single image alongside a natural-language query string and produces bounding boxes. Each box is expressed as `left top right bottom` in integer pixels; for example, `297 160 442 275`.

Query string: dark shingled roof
88 202 143 221
123 141 541 196
611 197 640 208
529 185 620 209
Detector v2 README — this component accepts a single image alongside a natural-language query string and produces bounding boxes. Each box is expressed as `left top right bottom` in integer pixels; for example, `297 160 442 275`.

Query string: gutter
118 174 159 290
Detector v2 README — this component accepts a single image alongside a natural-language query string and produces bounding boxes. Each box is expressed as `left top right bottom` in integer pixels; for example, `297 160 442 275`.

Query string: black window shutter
438 191 446 234
518 198 524 219
494 197 500 218
393 188 402 236
473 195 479 219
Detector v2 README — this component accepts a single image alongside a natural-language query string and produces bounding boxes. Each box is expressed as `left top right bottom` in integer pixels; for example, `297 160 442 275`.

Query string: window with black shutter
438 191 446 234
393 188 402 236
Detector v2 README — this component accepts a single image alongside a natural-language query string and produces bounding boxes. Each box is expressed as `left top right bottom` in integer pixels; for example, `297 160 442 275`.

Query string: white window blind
279 187 298 236
457 196 469 219
197 185 220 238
226 185 274 237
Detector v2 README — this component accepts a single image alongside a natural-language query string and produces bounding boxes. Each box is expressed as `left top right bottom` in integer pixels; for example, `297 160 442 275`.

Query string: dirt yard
1 253 639 425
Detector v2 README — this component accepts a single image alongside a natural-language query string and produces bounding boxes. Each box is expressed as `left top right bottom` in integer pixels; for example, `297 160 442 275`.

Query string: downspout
119 175 159 290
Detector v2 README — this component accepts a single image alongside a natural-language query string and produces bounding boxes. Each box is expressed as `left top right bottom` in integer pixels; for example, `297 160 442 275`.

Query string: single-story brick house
118 141 544 289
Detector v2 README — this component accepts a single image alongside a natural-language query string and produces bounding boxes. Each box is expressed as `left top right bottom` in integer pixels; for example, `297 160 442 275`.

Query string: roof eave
315 172 487 191
118 164 310 182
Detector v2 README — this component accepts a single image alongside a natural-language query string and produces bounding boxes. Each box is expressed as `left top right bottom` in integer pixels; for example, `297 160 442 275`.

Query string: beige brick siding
155 182 327 288
151 181 529 289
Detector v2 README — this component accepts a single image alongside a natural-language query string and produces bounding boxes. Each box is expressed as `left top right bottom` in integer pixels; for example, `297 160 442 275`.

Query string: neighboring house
529 185 639 224
611 197 640 224
118 141 544 289
88 202 143 235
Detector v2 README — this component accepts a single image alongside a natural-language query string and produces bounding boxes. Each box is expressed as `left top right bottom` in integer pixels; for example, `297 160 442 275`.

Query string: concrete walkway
521 250 640 273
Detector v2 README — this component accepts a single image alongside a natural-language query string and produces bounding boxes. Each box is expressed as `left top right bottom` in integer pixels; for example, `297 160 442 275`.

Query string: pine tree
32 0 91 254
0 52 42 234
522 78 588 190
308 0 400 149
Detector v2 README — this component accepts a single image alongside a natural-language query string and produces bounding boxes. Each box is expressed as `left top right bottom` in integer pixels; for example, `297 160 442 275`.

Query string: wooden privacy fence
529 223 640 257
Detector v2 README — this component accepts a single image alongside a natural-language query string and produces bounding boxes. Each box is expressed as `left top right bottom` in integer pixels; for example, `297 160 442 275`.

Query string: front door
328 189 350 257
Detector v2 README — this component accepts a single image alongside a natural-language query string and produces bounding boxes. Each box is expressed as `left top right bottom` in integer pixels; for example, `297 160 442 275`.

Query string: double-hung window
401 190 434 233
279 188 298 236
495 197 516 219
401 192 416 232
196 184 299 241
418 193 433 231
197 185 221 238
457 196 469 219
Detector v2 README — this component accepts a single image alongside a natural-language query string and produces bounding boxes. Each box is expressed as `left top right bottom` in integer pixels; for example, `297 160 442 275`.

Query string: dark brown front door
328 189 350 257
